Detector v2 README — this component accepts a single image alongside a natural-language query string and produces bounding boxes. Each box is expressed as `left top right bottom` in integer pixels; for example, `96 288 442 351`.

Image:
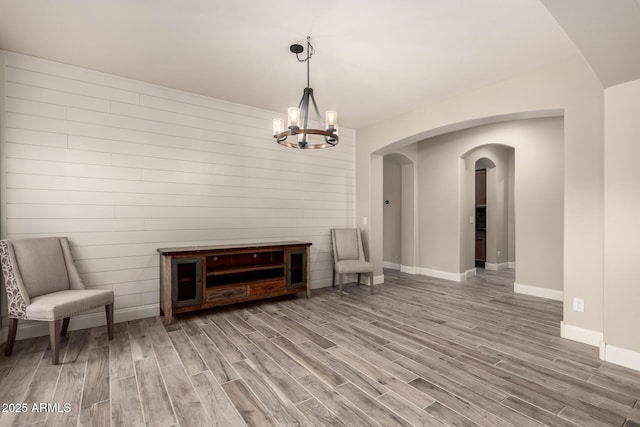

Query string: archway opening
371 116 564 305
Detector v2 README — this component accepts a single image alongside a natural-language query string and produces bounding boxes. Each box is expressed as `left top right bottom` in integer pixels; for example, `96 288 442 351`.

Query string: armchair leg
370 272 374 295
357 273 361 287
5 318 18 356
61 317 70 336
49 320 61 365
332 269 335 288
106 304 114 340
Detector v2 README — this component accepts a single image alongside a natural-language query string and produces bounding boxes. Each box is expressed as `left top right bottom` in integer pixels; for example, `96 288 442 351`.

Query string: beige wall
416 137 461 274
508 148 516 264
604 78 640 354
383 156 402 265
357 55 603 334
401 161 416 270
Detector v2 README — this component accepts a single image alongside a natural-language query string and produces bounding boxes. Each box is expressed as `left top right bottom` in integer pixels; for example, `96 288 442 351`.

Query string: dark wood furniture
158 241 311 325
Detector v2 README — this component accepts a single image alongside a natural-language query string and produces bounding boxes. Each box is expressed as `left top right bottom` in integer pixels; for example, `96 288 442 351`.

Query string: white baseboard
0 304 159 344
560 321 603 347
417 267 464 282
508 262 516 269
383 262 417 275
514 282 563 301
485 262 509 271
601 343 640 372
465 268 477 279
383 262 401 270
400 265 417 275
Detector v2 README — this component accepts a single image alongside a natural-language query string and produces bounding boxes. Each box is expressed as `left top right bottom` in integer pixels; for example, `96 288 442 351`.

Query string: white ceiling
0 0 630 129
540 0 640 88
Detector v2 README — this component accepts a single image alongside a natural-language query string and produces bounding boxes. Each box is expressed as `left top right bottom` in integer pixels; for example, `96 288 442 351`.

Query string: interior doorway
468 154 508 274
475 168 487 268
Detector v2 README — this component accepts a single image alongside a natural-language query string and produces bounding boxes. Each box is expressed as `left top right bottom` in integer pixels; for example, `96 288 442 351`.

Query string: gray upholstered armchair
330 228 374 295
0 237 114 364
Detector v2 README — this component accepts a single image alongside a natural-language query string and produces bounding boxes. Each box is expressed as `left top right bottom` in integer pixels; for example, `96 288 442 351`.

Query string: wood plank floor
2 269 640 426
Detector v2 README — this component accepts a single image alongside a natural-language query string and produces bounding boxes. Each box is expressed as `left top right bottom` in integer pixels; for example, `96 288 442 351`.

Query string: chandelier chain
294 36 315 63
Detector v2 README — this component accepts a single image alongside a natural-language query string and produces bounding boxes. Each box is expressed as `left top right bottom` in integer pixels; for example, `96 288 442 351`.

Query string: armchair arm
60 237 87 291
0 240 31 319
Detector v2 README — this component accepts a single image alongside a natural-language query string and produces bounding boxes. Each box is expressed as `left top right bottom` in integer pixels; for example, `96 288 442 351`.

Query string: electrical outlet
362 217 367 225
469 216 474 224
573 298 585 312
497 250 501 257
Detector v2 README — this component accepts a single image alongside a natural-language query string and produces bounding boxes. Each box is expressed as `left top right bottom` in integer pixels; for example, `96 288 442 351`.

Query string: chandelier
272 36 338 149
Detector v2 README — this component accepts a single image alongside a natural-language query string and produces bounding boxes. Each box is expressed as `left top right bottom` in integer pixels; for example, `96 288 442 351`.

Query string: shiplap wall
0 51 355 338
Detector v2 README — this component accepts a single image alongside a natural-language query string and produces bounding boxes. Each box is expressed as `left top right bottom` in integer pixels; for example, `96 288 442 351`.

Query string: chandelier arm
296 89 305 131
301 90 311 129
308 90 324 127
302 89 312 146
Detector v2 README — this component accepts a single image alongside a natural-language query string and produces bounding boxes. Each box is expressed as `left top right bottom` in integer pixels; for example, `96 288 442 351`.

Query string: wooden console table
158 241 311 325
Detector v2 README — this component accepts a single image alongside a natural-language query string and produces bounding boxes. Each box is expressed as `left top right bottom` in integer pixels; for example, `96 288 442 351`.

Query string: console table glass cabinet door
286 247 308 291
171 256 202 308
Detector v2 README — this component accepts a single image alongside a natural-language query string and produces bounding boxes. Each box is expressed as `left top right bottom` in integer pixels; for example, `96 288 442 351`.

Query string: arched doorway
462 145 515 276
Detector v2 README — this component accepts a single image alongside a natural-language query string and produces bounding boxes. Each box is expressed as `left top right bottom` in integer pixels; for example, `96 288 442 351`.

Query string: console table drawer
206 286 247 303
250 280 286 297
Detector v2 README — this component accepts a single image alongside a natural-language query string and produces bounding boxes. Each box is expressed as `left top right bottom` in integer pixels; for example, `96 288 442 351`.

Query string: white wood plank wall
0 51 355 337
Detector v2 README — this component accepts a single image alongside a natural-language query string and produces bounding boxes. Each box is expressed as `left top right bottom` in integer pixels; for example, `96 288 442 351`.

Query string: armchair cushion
334 260 373 274
26 289 114 321
12 237 70 298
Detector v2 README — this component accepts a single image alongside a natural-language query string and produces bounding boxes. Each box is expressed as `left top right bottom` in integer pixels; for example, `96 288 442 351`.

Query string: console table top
157 240 312 255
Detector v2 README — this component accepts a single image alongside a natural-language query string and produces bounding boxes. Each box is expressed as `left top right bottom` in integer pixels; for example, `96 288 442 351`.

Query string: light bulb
325 111 337 130
288 107 300 128
272 118 284 136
